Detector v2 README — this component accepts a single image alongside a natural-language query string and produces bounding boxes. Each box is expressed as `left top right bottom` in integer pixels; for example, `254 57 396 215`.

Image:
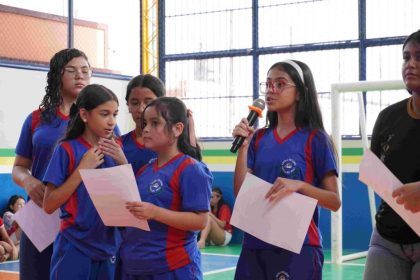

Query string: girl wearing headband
232 59 341 279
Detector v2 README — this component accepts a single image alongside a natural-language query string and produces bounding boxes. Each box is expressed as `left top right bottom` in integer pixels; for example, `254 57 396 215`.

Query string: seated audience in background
3 195 25 246
198 187 233 249
0 217 18 262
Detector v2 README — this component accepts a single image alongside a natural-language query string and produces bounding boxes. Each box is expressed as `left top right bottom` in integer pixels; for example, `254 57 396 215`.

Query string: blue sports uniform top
119 153 213 275
15 109 121 182
245 127 337 249
16 109 69 181
43 137 122 260
119 130 156 174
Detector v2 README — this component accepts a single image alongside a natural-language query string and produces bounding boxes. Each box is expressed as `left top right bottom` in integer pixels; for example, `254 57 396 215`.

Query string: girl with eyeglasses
120 74 198 175
232 59 341 279
119 74 166 175
12 48 92 280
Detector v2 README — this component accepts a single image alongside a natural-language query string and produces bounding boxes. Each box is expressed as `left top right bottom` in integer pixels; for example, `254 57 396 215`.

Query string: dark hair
265 60 324 131
141 97 202 161
403 29 420 50
212 187 224 213
265 60 338 164
64 84 119 141
40 48 90 123
125 74 165 102
402 30 420 95
4 195 25 214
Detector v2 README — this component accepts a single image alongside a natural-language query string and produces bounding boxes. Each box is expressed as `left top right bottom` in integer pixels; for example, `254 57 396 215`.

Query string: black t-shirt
371 97 420 244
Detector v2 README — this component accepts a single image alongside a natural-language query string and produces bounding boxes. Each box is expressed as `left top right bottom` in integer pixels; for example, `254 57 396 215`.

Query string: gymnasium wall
0 66 376 251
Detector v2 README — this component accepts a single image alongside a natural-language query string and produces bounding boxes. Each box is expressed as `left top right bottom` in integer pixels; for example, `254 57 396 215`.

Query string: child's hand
232 118 255 148
78 147 104 169
98 138 128 165
126 201 158 220
265 177 304 203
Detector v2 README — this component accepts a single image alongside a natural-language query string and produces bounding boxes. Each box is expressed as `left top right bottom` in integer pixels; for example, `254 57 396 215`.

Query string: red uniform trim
59 142 78 232
166 157 195 270
30 109 42 135
304 129 321 246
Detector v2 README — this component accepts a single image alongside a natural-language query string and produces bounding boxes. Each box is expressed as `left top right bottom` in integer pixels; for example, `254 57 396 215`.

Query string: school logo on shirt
275 271 290 280
279 158 301 179
149 179 163 195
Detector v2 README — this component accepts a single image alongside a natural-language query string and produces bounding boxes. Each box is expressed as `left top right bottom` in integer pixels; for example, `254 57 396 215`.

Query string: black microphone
230 98 265 153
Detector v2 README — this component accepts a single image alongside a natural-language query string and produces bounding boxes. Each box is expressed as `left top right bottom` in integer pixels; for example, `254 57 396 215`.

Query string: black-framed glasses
259 81 296 94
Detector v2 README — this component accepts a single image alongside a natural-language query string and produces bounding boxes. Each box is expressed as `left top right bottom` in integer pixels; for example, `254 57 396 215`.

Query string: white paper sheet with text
230 173 318 254
359 149 420 236
80 164 150 231
14 200 60 252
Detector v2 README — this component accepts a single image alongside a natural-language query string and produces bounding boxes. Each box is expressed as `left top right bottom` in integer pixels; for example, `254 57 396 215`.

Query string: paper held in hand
359 149 420 236
230 173 318 254
14 200 60 252
79 164 150 231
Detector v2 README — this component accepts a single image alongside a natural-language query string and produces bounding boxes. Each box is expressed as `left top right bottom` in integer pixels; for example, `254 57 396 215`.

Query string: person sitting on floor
3 195 25 247
0 217 18 262
198 187 233 249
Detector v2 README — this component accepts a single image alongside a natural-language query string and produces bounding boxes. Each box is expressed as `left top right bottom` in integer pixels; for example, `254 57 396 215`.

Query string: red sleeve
217 204 232 233
0 217 3 227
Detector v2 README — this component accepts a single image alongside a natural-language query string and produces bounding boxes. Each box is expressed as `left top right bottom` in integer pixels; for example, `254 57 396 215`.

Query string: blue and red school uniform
15 109 121 280
43 137 122 280
119 130 156 174
15 109 69 280
235 127 337 280
119 153 213 279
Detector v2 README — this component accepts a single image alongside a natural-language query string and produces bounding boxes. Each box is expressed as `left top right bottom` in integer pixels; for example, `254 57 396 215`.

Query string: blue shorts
50 234 117 280
19 231 54 280
234 245 324 280
119 261 202 280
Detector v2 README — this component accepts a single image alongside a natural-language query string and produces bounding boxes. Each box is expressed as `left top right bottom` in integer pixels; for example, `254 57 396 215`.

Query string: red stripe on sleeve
30 109 42 135
59 143 78 232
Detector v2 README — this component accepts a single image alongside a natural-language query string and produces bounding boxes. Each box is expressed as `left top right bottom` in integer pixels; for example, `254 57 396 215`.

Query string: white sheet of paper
79 164 150 231
14 200 59 252
230 173 318 254
359 149 420 236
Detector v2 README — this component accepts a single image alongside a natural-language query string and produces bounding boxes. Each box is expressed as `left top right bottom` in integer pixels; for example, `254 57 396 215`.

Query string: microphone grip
230 136 245 153
230 111 259 153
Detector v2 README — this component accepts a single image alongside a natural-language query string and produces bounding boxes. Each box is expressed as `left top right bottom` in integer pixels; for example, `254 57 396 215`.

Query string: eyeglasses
63 66 91 78
259 81 296 94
